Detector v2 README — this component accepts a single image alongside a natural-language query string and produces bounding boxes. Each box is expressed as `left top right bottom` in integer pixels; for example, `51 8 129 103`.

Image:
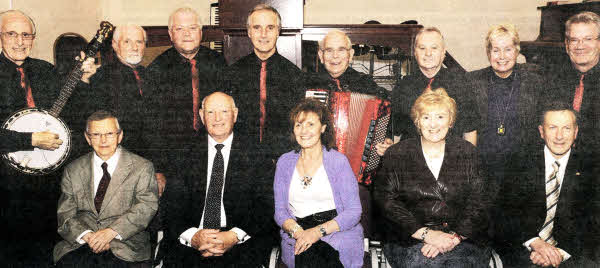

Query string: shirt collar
208 133 234 149
0 52 29 69
544 145 571 169
93 147 122 169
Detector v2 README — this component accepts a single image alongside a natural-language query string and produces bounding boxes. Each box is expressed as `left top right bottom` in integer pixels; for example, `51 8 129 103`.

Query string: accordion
306 89 391 185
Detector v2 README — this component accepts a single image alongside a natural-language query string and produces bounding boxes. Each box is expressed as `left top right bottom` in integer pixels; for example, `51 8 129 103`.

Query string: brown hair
289 98 336 151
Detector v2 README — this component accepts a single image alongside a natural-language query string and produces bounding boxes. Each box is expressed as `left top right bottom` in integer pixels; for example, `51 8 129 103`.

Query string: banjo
2 21 114 175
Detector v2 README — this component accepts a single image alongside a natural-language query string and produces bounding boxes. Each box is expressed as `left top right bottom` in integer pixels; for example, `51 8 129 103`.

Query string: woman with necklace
274 98 363 268
374 89 490 267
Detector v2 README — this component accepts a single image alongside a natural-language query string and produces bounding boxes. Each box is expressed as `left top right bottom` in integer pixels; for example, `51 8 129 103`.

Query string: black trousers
295 210 343 268
56 246 150 268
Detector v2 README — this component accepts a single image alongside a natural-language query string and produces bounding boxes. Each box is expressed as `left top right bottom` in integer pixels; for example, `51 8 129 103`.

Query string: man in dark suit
54 110 158 267
218 4 303 159
497 102 597 267
161 92 275 267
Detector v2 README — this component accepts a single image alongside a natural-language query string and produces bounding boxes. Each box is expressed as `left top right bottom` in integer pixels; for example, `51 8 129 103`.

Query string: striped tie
539 161 560 246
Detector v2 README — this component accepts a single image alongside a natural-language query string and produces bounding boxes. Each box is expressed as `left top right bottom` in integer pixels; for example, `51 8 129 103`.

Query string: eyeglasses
1 31 35 41
566 36 600 46
86 130 121 140
322 47 351 55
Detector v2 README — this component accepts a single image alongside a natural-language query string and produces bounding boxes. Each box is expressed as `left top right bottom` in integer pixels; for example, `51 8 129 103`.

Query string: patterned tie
573 74 584 112
203 144 225 229
539 161 560 246
16 67 36 107
259 61 267 142
94 162 111 213
190 59 200 131
132 68 143 96
424 77 435 93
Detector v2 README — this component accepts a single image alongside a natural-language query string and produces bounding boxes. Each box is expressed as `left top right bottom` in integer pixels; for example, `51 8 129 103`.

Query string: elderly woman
374 89 490 267
274 98 363 268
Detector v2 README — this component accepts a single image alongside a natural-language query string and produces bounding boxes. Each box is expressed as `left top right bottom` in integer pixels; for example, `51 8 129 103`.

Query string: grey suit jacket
53 148 158 263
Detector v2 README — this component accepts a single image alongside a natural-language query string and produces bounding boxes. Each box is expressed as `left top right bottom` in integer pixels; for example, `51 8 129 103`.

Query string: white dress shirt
523 146 571 261
179 134 250 247
76 148 123 244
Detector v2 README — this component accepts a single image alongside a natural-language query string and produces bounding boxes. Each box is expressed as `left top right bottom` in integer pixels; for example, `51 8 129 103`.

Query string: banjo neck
49 21 114 118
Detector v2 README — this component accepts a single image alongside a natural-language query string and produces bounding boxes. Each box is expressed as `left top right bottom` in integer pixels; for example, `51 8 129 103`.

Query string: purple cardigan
274 147 364 268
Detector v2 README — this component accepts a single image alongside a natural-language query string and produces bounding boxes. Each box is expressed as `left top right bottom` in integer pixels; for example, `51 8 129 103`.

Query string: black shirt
303 67 389 100
391 67 480 139
218 52 303 158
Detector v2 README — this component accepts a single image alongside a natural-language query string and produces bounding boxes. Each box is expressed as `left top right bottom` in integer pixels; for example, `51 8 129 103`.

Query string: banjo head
2 108 71 175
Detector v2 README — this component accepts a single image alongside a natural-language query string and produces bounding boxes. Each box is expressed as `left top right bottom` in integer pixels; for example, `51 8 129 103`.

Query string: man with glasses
54 110 158 267
218 4 303 159
546 11 600 152
0 10 95 266
145 7 226 195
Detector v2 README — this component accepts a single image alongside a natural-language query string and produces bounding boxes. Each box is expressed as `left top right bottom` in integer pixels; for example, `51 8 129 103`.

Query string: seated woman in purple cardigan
274 98 364 268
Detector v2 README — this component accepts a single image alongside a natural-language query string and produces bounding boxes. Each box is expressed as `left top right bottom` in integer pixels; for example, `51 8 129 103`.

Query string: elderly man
145 7 226 187
391 27 479 145
546 11 600 152
54 110 158 267
304 29 388 99
218 4 303 159
497 101 598 267
161 92 275 267
0 10 94 266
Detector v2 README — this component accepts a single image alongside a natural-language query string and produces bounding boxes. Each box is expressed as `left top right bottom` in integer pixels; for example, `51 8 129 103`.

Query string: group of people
0 3 599 268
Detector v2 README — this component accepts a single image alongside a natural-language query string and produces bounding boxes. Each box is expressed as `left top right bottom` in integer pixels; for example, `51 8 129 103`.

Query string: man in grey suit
53 110 158 267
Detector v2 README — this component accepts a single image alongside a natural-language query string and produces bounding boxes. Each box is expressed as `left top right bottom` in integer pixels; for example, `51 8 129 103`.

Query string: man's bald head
200 92 238 142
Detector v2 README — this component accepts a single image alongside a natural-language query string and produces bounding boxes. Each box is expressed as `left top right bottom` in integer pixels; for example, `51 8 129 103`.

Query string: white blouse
288 165 336 218
422 147 444 180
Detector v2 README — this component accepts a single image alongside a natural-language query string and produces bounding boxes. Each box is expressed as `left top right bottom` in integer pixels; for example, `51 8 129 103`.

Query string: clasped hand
191 229 238 257
293 227 321 255
82 228 118 254
421 230 461 258
529 238 563 267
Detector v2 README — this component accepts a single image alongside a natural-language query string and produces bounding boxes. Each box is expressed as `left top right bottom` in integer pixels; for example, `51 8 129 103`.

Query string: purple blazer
274 147 364 268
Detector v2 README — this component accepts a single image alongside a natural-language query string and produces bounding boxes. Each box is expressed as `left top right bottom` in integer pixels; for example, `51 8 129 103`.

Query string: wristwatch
318 225 327 237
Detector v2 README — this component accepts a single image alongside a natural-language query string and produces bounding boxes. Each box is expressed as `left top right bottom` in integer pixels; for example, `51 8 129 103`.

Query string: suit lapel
556 150 580 219
474 70 489 128
99 150 133 215
81 152 97 215
192 139 209 224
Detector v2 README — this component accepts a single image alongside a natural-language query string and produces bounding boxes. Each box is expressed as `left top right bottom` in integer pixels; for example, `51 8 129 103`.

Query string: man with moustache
0 10 94 266
497 102 598 267
161 92 274 267
391 27 479 145
219 4 303 159
145 7 226 186
546 11 600 152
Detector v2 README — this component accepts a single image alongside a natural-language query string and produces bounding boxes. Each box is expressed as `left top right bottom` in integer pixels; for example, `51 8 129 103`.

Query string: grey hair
565 11 600 39
318 29 352 50
168 7 200 30
86 110 121 133
0 10 36 35
246 3 282 30
113 24 147 43
413 26 445 49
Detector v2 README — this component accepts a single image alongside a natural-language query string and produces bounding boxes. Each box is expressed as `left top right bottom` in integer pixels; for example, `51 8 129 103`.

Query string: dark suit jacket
497 147 597 264
466 64 543 149
161 133 276 267
54 148 159 263
373 136 488 246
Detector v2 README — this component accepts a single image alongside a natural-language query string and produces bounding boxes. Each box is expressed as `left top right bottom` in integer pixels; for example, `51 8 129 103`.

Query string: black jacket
302 67 389 100
373 136 488 246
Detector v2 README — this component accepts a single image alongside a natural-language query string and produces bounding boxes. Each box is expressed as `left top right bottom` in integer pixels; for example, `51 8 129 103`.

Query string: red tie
573 74 584 112
259 61 267 142
425 77 435 92
332 78 342 90
132 69 143 96
190 59 200 131
16 67 35 107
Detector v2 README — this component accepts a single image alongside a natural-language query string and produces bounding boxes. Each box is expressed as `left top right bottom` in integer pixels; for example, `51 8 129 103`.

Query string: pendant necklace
490 72 517 136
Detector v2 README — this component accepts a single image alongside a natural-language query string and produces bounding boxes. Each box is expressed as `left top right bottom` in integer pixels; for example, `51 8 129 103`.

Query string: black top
302 67 389 100
145 46 227 172
80 60 150 157
218 52 303 158
544 62 600 152
391 67 480 139
0 52 60 153
373 136 488 246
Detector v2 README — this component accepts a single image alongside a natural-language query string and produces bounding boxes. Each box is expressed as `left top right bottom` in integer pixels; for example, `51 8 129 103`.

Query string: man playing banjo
0 10 95 266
